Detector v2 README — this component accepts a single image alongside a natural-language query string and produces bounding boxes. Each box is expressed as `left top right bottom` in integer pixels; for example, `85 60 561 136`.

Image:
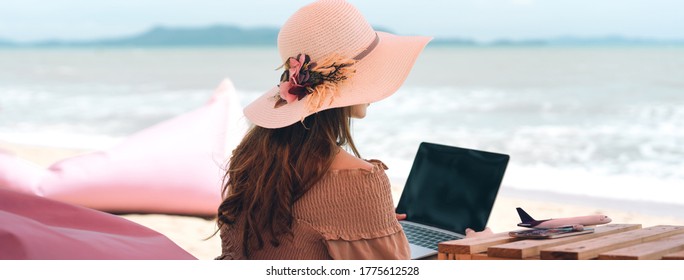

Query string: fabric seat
0 188 197 260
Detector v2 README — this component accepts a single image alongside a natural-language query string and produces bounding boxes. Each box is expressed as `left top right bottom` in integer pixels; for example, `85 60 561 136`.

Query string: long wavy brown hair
216 106 360 258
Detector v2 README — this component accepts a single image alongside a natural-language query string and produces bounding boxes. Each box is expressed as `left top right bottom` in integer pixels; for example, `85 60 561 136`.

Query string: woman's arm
395 212 495 238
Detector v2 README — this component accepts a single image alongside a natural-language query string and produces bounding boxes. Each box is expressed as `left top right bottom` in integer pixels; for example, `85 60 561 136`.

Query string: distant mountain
541 36 684 46
430 37 478 46
1 25 397 48
483 36 684 47
0 25 682 48
23 25 279 47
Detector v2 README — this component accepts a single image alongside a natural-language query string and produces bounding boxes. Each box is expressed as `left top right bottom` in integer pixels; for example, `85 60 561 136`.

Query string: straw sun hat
244 0 432 129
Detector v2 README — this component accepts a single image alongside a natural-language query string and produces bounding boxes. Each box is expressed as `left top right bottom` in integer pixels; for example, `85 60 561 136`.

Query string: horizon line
1 24 683 46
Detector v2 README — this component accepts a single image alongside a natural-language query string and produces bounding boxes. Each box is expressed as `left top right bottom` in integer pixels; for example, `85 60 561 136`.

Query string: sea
1 46 683 217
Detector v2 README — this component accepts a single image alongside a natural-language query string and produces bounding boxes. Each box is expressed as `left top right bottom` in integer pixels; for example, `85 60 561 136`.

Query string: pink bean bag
0 79 247 216
0 188 197 259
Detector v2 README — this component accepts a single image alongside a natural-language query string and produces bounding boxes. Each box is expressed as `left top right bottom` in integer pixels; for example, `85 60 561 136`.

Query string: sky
1 0 683 42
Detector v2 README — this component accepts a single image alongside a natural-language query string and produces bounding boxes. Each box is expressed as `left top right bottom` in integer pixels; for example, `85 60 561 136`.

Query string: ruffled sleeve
294 160 409 259
325 230 410 260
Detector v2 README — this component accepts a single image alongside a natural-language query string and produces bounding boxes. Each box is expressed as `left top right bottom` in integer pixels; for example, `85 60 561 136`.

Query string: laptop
395 142 510 259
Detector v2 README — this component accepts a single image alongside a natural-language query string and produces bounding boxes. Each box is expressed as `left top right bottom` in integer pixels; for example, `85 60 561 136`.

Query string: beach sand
2 140 684 260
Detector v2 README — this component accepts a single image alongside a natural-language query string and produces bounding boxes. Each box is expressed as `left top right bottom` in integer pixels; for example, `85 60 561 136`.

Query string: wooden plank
471 253 512 260
488 224 641 259
470 253 539 260
541 225 684 260
437 253 447 260
438 232 517 255
662 250 684 260
598 233 684 260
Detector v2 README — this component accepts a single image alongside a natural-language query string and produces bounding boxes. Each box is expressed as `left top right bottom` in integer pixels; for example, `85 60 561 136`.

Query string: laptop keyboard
400 221 462 251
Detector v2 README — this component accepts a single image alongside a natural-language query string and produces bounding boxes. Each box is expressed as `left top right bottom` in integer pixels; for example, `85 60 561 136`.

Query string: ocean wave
2 84 683 206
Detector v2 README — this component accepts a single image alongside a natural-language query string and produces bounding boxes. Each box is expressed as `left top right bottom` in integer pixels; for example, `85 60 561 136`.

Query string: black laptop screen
395 142 510 234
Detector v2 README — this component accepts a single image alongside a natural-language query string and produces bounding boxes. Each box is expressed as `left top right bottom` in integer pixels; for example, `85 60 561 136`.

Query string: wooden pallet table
438 224 684 260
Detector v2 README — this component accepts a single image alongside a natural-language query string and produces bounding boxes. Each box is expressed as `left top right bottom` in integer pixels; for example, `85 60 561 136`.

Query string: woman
216 0 489 260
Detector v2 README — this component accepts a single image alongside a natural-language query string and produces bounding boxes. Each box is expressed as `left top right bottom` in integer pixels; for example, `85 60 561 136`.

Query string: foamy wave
505 164 684 205
354 86 684 206
1 85 213 136
3 83 683 206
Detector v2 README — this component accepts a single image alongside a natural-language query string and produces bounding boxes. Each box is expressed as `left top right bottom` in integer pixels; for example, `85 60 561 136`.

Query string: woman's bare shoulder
329 148 374 171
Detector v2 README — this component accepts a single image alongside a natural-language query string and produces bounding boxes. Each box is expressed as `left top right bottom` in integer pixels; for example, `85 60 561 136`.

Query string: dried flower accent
274 53 356 112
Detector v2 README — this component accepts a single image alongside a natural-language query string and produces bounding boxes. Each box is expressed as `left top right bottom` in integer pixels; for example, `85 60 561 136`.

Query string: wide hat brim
244 31 432 129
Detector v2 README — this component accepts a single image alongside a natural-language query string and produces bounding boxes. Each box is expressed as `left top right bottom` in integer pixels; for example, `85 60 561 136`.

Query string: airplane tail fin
516 207 536 223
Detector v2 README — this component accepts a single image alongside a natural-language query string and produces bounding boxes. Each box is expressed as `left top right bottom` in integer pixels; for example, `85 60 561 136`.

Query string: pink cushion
0 188 197 259
0 79 246 216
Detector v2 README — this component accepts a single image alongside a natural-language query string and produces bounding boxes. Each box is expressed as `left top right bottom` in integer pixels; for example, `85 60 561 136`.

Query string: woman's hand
465 227 494 238
396 212 495 238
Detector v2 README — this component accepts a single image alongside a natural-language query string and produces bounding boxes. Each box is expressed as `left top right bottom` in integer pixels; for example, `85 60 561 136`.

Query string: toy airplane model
516 207 612 230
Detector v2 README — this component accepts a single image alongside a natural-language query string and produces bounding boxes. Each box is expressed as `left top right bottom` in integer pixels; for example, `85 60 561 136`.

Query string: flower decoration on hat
275 53 356 112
